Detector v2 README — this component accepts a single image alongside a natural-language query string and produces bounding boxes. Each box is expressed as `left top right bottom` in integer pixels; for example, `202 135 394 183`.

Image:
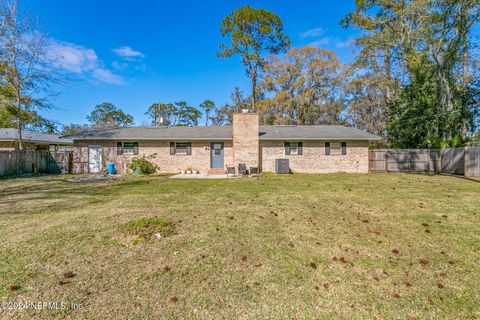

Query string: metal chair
249 167 259 176
238 163 247 176
226 165 235 177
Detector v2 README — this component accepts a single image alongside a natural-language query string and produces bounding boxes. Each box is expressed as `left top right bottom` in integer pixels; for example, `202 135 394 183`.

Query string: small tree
199 100 215 126
218 6 290 111
87 102 134 127
0 1 63 149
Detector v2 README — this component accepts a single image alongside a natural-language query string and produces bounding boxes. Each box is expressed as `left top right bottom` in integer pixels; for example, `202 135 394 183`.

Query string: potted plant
193 169 199 174
180 169 185 174
186 168 192 174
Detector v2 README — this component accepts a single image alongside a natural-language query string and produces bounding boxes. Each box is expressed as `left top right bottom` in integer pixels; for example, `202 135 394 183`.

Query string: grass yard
0 173 479 319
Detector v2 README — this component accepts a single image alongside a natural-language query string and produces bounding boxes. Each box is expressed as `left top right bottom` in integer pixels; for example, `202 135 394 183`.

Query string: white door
88 145 102 173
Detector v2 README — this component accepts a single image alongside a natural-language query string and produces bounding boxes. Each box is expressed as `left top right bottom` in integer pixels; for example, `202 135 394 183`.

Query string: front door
210 142 224 169
88 145 102 173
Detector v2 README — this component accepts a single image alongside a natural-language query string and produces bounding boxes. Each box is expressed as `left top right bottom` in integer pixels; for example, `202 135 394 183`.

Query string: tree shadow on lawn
0 179 126 215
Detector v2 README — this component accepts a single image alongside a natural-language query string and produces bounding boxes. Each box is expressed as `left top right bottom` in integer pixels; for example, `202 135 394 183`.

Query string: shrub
127 154 158 175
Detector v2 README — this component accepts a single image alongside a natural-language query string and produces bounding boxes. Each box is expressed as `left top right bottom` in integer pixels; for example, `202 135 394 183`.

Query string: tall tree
344 73 388 136
0 0 62 149
261 46 346 125
342 0 480 148
212 87 249 125
218 6 290 111
199 100 215 126
87 103 134 127
145 103 178 126
145 103 163 126
175 101 201 126
61 123 89 136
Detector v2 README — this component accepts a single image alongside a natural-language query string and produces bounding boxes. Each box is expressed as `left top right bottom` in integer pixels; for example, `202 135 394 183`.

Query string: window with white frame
284 142 303 155
324 142 347 155
170 142 192 155
117 142 138 155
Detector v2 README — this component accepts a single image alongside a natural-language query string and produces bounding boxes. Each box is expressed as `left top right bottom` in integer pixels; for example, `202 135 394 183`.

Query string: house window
341 142 347 155
325 142 347 155
285 142 303 155
117 142 139 155
170 142 192 155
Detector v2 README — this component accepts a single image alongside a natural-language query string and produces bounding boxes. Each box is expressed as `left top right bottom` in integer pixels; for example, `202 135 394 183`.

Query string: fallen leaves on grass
419 259 429 266
7 284 20 292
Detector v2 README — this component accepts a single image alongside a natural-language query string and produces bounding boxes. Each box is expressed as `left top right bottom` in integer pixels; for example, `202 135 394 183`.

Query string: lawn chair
249 167 259 177
226 165 235 177
238 163 247 176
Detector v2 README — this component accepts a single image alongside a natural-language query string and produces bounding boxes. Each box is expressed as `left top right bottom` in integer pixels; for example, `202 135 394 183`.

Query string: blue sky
21 0 358 127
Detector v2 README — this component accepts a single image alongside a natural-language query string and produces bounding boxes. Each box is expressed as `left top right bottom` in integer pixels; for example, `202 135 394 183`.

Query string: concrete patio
169 173 239 179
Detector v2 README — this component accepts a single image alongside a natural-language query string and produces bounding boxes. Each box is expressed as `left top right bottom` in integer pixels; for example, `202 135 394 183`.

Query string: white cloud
48 40 124 85
48 41 98 73
300 27 325 39
92 68 124 85
112 46 145 61
309 37 355 50
336 37 355 48
310 37 333 47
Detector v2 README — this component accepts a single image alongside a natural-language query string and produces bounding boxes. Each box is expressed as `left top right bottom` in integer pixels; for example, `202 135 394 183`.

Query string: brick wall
232 113 259 170
73 140 233 174
0 141 41 151
0 141 18 151
260 140 369 173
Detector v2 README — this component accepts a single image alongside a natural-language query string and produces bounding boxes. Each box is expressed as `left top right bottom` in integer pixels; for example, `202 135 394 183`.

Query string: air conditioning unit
275 158 290 174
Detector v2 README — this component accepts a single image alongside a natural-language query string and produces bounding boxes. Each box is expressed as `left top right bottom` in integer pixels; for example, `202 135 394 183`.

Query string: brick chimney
232 112 259 171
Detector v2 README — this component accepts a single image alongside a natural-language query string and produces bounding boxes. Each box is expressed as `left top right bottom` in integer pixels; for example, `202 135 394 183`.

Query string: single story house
69 112 380 174
0 128 73 151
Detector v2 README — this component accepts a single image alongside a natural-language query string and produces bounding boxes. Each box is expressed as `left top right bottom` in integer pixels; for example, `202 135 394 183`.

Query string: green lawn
0 173 479 319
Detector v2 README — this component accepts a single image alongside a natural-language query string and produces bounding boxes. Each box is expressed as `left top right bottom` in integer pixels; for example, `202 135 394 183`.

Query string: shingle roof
68 125 380 141
0 128 73 144
259 125 380 140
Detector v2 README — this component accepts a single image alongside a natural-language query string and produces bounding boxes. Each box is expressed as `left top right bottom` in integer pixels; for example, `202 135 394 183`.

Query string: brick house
0 128 73 151
70 112 380 174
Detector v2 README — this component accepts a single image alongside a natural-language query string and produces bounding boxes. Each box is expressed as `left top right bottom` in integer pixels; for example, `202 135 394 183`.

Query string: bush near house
127 154 158 174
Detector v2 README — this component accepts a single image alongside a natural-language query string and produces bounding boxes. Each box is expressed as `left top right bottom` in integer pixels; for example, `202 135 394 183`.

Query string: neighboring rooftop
0 128 73 145
67 125 380 141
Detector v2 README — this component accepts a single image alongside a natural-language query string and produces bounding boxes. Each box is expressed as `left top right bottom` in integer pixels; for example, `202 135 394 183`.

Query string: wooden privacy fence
370 147 480 177
0 150 73 177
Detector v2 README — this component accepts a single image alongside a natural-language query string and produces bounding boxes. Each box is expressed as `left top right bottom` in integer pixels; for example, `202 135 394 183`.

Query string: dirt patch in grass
117 217 176 245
